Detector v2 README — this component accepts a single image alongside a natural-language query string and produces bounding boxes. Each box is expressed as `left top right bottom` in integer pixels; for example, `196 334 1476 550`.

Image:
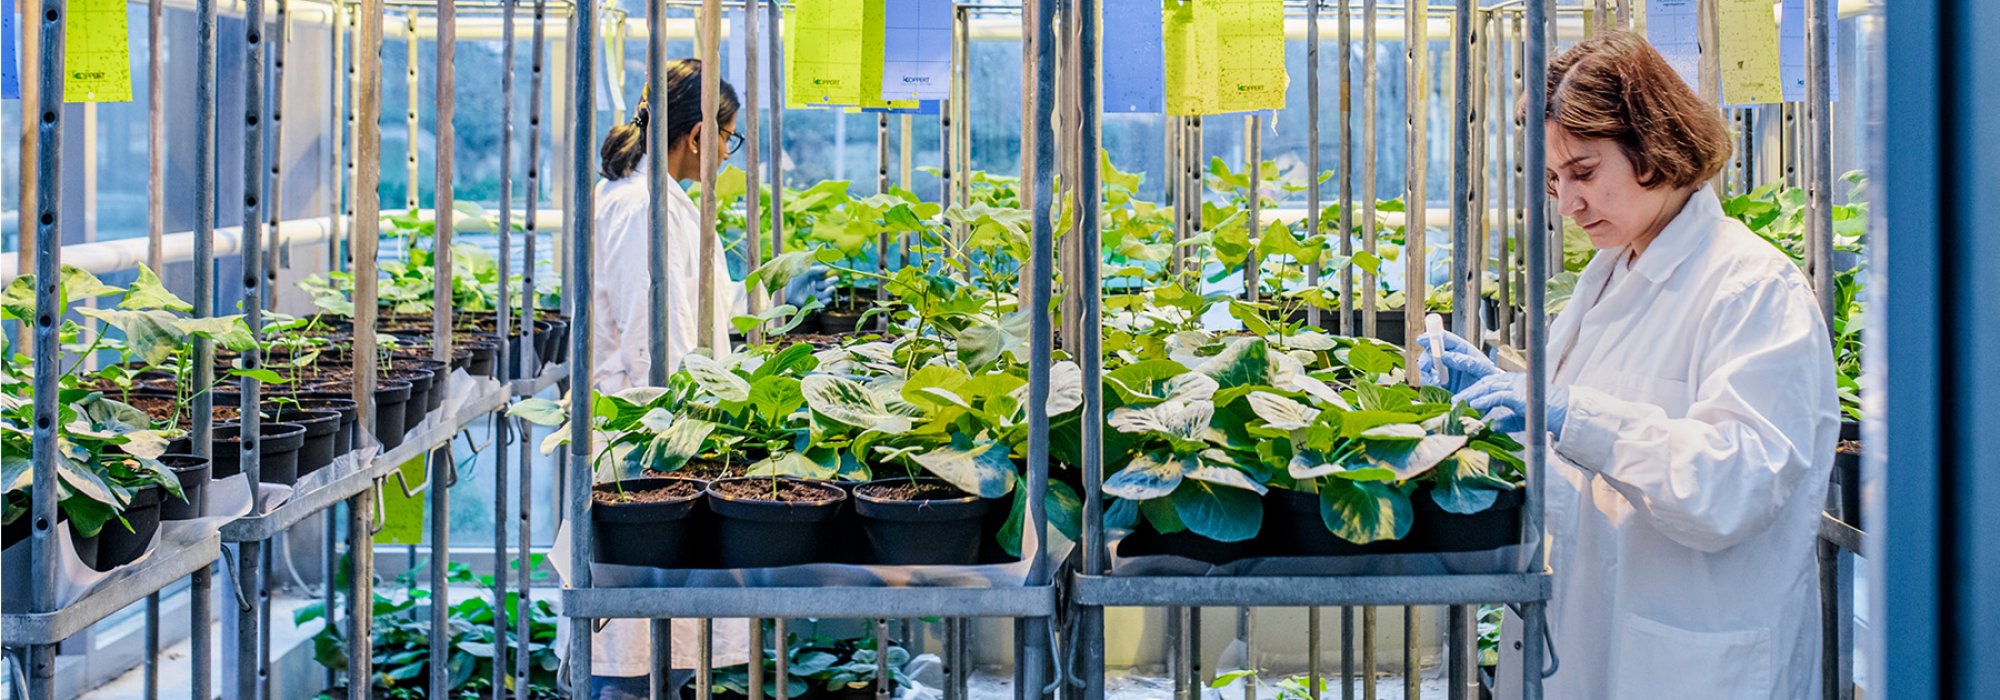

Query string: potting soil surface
666 458 751 481
595 479 703 504
777 333 857 349
712 478 841 503
856 480 972 501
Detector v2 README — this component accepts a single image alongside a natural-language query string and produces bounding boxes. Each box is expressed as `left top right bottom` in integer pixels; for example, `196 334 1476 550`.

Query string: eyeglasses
722 129 745 157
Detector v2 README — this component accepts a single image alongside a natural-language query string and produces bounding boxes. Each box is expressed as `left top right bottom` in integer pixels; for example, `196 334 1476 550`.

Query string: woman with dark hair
1420 32 1836 698
578 58 830 700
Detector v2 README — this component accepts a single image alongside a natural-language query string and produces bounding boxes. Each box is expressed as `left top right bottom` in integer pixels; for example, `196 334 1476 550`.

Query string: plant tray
1107 532 1534 578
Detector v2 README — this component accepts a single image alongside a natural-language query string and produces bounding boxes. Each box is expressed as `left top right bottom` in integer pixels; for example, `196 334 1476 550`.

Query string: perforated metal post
743 0 765 345
1021 0 1058 692
428 2 459 699
565 0 602 686
235 0 271 692
767 0 787 259
1449 4 1480 694
1336 0 1354 336
1403 0 1429 354
1520 0 1552 695
519 0 549 691
143 0 168 690
263 0 289 310
1077 0 1107 694
493 0 517 696
406 11 421 214
1360 0 1378 339
350 1 387 695
330 0 347 274
698 0 723 352
647 0 670 382
25 0 67 694
190 0 220 695
1243 116 1261 304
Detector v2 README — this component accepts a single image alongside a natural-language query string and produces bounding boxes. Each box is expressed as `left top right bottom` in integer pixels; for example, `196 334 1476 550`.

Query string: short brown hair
1537 31 1732 190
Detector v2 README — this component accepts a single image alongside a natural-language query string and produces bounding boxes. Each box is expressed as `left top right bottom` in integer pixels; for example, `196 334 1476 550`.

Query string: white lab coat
567 162 751 678
1499 187 1836 699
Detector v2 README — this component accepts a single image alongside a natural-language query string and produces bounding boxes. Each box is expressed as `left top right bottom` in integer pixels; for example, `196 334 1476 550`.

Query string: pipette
1425 313 1448 386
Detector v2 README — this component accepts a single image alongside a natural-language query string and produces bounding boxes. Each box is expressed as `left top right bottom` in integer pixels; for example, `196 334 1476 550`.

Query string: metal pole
767 0 786 259
352 3 386 697
1022 0 1057 692
1306 0 1321 328
427 2 458 696
1243 116 1261 304
344 6 360 274
743 0 765 345
406 11 420 214
1077 0 1106 693
1336 0 1354 335
652 620 674 699
1495 15 1514 346
26 0 67 694
1401 609 1415 699
1447 605 1474 699
1522 0 1552 695
876 113 890 309
647 0 671 380
324 510 339 693
1340 606 1354 700
264 0 289 310
192 0 220 695
492 0 516 695
236 0 272 692
698 0 722 351
1403 0 1429 353
1805 0 1834 329
775 617 792 700
1308 607 1322 700
143 0 167 686
1360 0 1377 338
1362 608 1375 700
519 2 549 689
331 0 347 273
1451 0 1473 340
566 0 601 685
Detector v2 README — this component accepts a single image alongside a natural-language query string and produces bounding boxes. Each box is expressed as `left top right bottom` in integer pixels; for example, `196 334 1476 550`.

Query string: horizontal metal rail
1 533 223 645
562 585 1061 619
1072 573 1552 608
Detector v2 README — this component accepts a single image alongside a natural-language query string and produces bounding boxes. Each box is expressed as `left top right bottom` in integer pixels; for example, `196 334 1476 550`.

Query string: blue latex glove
783 265 837 308
1416 330 1500 396
1455 372 1570 438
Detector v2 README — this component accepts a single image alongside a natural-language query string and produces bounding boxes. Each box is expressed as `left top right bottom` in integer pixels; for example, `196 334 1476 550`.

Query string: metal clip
371 478 390 535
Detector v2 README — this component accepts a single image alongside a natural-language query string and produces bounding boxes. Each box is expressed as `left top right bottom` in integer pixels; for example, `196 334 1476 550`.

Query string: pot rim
851 477 982 506
706 476 847 507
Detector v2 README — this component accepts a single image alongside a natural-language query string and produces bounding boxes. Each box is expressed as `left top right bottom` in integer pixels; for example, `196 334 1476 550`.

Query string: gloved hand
782 264 837 308
1416 330 1500 396
1455 372 1570 438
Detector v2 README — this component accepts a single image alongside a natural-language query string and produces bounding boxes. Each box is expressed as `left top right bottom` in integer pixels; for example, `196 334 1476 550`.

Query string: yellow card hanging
64 0 132 102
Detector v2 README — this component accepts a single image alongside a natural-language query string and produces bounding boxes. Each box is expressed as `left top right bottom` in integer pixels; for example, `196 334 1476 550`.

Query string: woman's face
1545 126 1684 251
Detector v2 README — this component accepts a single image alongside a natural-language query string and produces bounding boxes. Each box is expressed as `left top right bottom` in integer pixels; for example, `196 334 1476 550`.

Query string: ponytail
596 58 741 181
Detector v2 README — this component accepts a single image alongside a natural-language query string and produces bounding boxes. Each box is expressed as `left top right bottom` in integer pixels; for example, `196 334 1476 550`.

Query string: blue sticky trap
1779 0 1839 103
3 0 19 100
1646 0 1701 93
861 99 940 115
1103 0 1164 113
879 0 952 102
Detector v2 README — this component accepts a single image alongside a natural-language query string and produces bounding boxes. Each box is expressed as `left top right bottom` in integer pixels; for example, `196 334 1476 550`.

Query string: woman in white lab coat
585 59 832 699
1421 33 1837 699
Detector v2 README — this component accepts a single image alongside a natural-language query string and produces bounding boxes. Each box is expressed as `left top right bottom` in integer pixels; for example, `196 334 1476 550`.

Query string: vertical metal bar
943 618 962 700
647 0 670 381
698 0 723 351
1495 15 1513 346
749 618 767 700
344 6 360 275
567 0 602 686
144 592 160 700
146 0 166 274
1243 116 1261 303
1360 0 1377 338
1451 0 1472 340
434 0 457 361
190 0 219 687
1307 0 1323 327
874 620 891 700
767 0 787 258
1336 0 1354 335
898 114 913 269
236 0 271 693
352 5 386 696
1805 0 1834 329
519 2 548 691
263 0 288 310
698 619 715 700
876 114 890 307
1447 606 1473 700
1023 0 1058 692
406 11 420 214
775 617 792 700
260 542 275 699
324 510 339 693
1400 609 1415 700
1340 606 1354 700
1078 0 1106 692
1238 607 1254 700
191 562 214 700
493 1 516 697
1522 1 1551 695
1403 0 1428 353
347 491 377 700
14 0 39 355
744 0 765 345
26 6 63 695
1361 608 1375 700
331 0 347 274
1308 608 1322 700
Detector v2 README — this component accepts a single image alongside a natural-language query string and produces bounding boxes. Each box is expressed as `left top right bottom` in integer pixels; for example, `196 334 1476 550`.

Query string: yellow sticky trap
1164 0 1287 116
64 0 132 103
374 455 428 546
785 0 919 110
1717 0 1781 105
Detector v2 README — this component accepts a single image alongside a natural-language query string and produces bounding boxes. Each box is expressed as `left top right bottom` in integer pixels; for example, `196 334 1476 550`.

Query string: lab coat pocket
1612 613 1773 700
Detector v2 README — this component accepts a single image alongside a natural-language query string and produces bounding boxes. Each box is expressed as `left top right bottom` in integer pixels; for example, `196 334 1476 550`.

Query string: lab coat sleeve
1554 275 1835 553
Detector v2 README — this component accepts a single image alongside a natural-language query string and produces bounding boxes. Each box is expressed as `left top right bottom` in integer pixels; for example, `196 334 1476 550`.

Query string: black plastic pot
89 485 164 571
1263 488 1405 556
266 406 341 478
531 320 557 367
206 422 309 485
591 477 708 568
1409 484 1525 553
851 478 994 565
408 359 450 414
501 331 538 380
70 523 100 569
1129 526 1261 566
391 367 437 435
819 308 867 335
284 395 359 457
706 478 848 568
464 340 498 377
544 319 571 364
1832 421 1861 525
159 454 212 521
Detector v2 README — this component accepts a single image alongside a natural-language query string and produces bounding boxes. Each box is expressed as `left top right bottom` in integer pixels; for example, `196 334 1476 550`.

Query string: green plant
709 632 912 698
303 558 561 700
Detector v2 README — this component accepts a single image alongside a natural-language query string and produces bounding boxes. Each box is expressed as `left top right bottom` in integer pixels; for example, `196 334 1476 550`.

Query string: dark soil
782 333 853 349
1838 439 1862 456
125 395 182 423
712 478 842 504
666 457 750 481
594 479 702 504
856 480 972 501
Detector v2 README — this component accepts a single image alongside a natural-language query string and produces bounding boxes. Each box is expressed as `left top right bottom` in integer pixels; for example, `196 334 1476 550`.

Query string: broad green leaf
1102 452 1189 501
1245 392 1318 430
228 368 291 385
1429 449 1514 514
1364 434 1468 480
62 266 123 303
801 375 912 434
1359 423 1427 440
1318 478 1411 544
508 398 568 426
910 439 1018 498
172 315 256 350
1184 465 1268 494
119 266 193 312
1169 480 1262 543
681 354 751 403
1198 337 1271 388
627 413 715 475
1106 400 1213 441
748 375 805 423
747 452 836 480
77 308 184 364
